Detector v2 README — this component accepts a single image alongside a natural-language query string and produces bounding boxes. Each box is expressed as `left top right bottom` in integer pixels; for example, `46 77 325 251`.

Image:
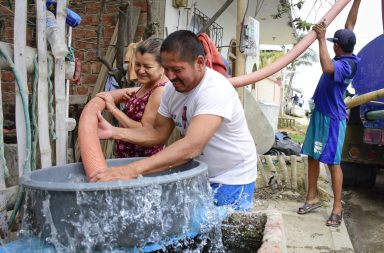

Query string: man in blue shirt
297 0 361 227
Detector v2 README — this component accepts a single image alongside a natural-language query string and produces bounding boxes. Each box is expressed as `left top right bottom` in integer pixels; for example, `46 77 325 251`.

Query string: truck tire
341 162 377 188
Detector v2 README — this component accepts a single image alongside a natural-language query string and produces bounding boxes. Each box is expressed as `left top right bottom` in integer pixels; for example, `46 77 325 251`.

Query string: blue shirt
312 54 360 120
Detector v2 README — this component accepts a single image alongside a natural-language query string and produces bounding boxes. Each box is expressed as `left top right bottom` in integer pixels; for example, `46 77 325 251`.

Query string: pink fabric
197 33 227 77
115 83 166 158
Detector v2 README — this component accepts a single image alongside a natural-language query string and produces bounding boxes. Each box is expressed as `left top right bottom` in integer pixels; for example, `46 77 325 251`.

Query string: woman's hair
136 38 163 63
160 30 205 63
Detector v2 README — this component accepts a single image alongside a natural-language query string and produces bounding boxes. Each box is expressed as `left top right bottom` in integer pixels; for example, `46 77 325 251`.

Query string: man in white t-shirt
92 30 257 211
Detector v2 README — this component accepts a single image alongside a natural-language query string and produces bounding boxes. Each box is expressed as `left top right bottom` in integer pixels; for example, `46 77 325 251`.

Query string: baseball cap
326 29 356 52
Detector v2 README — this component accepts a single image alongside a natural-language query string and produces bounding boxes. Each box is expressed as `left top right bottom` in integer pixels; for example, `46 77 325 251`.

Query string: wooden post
278 155 289 186
265 155 276 173
54 0 67 165
257 156 268 186
235 0 246 104
36 1 52 168
13 0 30 175
290 155 297 190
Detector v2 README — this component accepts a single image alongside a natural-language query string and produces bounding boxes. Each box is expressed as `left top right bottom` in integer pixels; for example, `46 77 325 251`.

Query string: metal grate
191 8 223 48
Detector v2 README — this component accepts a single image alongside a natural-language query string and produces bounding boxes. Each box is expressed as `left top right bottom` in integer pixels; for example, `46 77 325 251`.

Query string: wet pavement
343 169 384 253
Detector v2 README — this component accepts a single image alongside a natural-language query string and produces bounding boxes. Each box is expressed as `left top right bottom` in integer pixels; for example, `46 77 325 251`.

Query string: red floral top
115 82 166 158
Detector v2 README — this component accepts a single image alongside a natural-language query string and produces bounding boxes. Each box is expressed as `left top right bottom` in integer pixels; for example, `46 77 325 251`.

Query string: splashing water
17 172 228 253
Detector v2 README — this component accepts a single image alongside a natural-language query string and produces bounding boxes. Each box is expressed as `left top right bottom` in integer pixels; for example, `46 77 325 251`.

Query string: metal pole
198 0 235 34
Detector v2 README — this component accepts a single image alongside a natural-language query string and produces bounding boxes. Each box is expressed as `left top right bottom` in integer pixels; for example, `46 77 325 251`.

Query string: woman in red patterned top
96 38 168 157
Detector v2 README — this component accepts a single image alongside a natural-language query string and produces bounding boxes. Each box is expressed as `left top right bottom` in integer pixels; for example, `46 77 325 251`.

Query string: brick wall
0 0 148 121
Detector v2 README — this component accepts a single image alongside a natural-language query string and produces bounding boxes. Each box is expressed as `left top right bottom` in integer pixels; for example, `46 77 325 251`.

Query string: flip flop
326 211 343 227
297 201 323 214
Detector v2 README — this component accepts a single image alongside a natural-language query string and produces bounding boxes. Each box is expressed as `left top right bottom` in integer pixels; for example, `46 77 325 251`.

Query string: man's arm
98 111 175 147
345 0 361 31
90 114 223 182
313 22 334 74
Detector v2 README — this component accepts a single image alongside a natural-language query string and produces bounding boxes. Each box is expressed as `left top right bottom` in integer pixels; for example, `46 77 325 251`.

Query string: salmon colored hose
229 0 351 88
78 97 108 177
79 0 351 179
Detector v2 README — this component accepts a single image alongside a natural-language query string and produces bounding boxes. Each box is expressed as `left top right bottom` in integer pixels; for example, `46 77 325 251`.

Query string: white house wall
164 0 262 78
164 0 286 107
164 0 237 64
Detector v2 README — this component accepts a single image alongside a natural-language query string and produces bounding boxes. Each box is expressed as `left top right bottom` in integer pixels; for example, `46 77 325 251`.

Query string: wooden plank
75 24 119 162
127 6 141 43
0 42 37 73
149 1 165 39
13 0 29 176
36 1 52 168
69 95 88 105
54 0 68 166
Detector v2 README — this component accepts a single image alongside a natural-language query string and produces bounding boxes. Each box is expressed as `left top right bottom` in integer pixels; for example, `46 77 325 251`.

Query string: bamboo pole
290 155 298 190
257 156 268 185
54 0 67 165
278 155 289 186
36 1 52 168
265 155 277 173
259 154 303 162
345 88 384 109
13 0 29 176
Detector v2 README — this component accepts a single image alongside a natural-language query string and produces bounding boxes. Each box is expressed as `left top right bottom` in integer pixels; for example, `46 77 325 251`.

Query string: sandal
326 211 343 227
297 201 323 214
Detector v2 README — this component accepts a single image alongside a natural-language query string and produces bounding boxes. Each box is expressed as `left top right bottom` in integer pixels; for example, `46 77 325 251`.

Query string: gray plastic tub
20 158 210 251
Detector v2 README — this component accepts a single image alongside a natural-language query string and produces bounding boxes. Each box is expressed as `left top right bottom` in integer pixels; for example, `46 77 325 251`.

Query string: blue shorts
210 182 255 211
301 108 346 164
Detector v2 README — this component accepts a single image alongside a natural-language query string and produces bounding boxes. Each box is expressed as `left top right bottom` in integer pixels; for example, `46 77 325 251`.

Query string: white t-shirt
159 68 257 185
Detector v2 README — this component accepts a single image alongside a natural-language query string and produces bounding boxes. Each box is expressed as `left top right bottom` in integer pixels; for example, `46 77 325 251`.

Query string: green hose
0 47 32 228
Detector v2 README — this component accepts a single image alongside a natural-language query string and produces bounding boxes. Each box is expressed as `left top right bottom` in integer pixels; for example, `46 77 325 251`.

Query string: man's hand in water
97 111 114 139
89 165 139 182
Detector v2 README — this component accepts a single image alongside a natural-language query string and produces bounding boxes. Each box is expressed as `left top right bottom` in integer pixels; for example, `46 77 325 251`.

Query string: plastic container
46 0 82 27
46 10 68 58
20 158 211 251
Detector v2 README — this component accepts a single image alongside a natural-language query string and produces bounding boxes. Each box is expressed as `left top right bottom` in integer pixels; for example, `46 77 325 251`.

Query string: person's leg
327 164 343 225
306 157 320 202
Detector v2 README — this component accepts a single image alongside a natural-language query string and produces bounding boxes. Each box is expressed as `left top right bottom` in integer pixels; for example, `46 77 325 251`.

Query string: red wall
0 0 148 120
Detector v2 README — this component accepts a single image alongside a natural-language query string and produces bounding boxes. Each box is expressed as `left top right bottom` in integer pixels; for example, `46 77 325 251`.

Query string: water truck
341 34 384 187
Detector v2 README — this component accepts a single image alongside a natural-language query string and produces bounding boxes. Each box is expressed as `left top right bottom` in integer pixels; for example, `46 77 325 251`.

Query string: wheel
341 162 377 188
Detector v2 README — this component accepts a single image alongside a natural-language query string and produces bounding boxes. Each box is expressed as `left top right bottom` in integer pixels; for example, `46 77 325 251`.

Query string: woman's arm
110 86 164 128
96 87 140 128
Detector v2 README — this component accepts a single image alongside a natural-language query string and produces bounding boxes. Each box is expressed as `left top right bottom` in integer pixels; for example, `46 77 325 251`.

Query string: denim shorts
210 182 256 211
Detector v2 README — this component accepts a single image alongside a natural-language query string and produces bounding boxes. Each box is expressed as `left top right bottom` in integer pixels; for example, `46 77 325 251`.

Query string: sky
291 0 383 109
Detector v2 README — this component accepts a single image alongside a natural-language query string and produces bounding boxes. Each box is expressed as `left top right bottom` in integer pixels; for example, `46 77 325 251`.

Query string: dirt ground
343 169 384 253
